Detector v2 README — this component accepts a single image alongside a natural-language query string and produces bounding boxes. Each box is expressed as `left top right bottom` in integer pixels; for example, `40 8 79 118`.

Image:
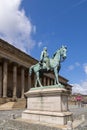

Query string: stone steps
13 99 26 109
0 102 15 110
0 98 26 110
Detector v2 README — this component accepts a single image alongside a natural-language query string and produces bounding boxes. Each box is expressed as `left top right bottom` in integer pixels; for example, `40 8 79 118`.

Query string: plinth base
22 85 73 125
22 110 72 125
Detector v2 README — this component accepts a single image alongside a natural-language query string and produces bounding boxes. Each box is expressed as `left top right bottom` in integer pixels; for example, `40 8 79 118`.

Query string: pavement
69 105 87 130
0 105 87 130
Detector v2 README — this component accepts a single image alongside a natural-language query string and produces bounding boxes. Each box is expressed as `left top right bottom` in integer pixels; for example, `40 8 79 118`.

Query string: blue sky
0 0 87 94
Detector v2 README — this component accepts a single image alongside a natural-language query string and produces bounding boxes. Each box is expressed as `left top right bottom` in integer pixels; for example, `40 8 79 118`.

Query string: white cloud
75 62 80 67
72 81 87 95
73 0 87 7
0 0 36 53
68 65 74 71
70 63 87 95
38 42 43 48
68 62 80 71
83 64 87 74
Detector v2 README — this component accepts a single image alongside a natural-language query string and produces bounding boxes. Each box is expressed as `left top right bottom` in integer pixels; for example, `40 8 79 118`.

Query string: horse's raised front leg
36 72 42 87
54 67 59 85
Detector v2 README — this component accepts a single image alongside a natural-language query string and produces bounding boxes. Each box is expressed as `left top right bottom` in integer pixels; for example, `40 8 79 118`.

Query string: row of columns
43 77 54 86
0 60 54 98
0 60 28 98
31 74 54 88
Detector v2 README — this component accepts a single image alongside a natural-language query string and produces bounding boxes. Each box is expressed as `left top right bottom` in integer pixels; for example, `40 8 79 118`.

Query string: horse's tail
29 65 34 76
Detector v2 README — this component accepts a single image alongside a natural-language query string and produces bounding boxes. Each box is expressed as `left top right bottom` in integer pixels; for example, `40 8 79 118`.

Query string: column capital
20 65 27 70
12 62 18 66
2 58 9 62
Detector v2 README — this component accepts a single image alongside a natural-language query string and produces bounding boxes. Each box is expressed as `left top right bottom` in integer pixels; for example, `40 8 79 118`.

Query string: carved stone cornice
0 39 38 68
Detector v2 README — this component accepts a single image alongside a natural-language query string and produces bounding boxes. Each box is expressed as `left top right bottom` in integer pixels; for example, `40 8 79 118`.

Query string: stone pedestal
22 85 73 125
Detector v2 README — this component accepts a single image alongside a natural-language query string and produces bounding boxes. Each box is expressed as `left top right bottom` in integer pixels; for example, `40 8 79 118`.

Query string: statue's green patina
29 45 67 87
40 47 50 71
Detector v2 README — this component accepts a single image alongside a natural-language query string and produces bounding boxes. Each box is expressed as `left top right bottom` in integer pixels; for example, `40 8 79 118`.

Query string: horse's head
52 45 67 62
59 45 67 60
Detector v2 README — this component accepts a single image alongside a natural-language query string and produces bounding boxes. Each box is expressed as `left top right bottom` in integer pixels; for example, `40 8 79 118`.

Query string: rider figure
40 47 49 70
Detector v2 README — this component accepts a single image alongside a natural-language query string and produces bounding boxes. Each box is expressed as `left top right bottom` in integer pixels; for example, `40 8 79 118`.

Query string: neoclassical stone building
0 39 72 100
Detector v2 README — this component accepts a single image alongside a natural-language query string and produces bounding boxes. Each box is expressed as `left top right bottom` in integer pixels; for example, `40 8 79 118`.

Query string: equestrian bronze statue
29 45 67 87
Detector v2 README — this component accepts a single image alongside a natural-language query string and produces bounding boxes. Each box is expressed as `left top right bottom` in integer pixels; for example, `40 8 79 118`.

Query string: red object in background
76 95 82 101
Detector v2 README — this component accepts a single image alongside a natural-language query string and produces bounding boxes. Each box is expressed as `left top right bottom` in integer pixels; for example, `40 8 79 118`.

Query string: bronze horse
29 46 67 87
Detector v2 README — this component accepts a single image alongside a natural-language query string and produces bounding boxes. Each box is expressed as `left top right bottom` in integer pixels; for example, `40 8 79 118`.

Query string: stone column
45 77 47 86
43 77 46 86
47 78 50 86
28 73 31 90
51 79 54 85
53 79 55 85
13 64 17 98
0 65 2 97
21 67 25 98
3 60 8 98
